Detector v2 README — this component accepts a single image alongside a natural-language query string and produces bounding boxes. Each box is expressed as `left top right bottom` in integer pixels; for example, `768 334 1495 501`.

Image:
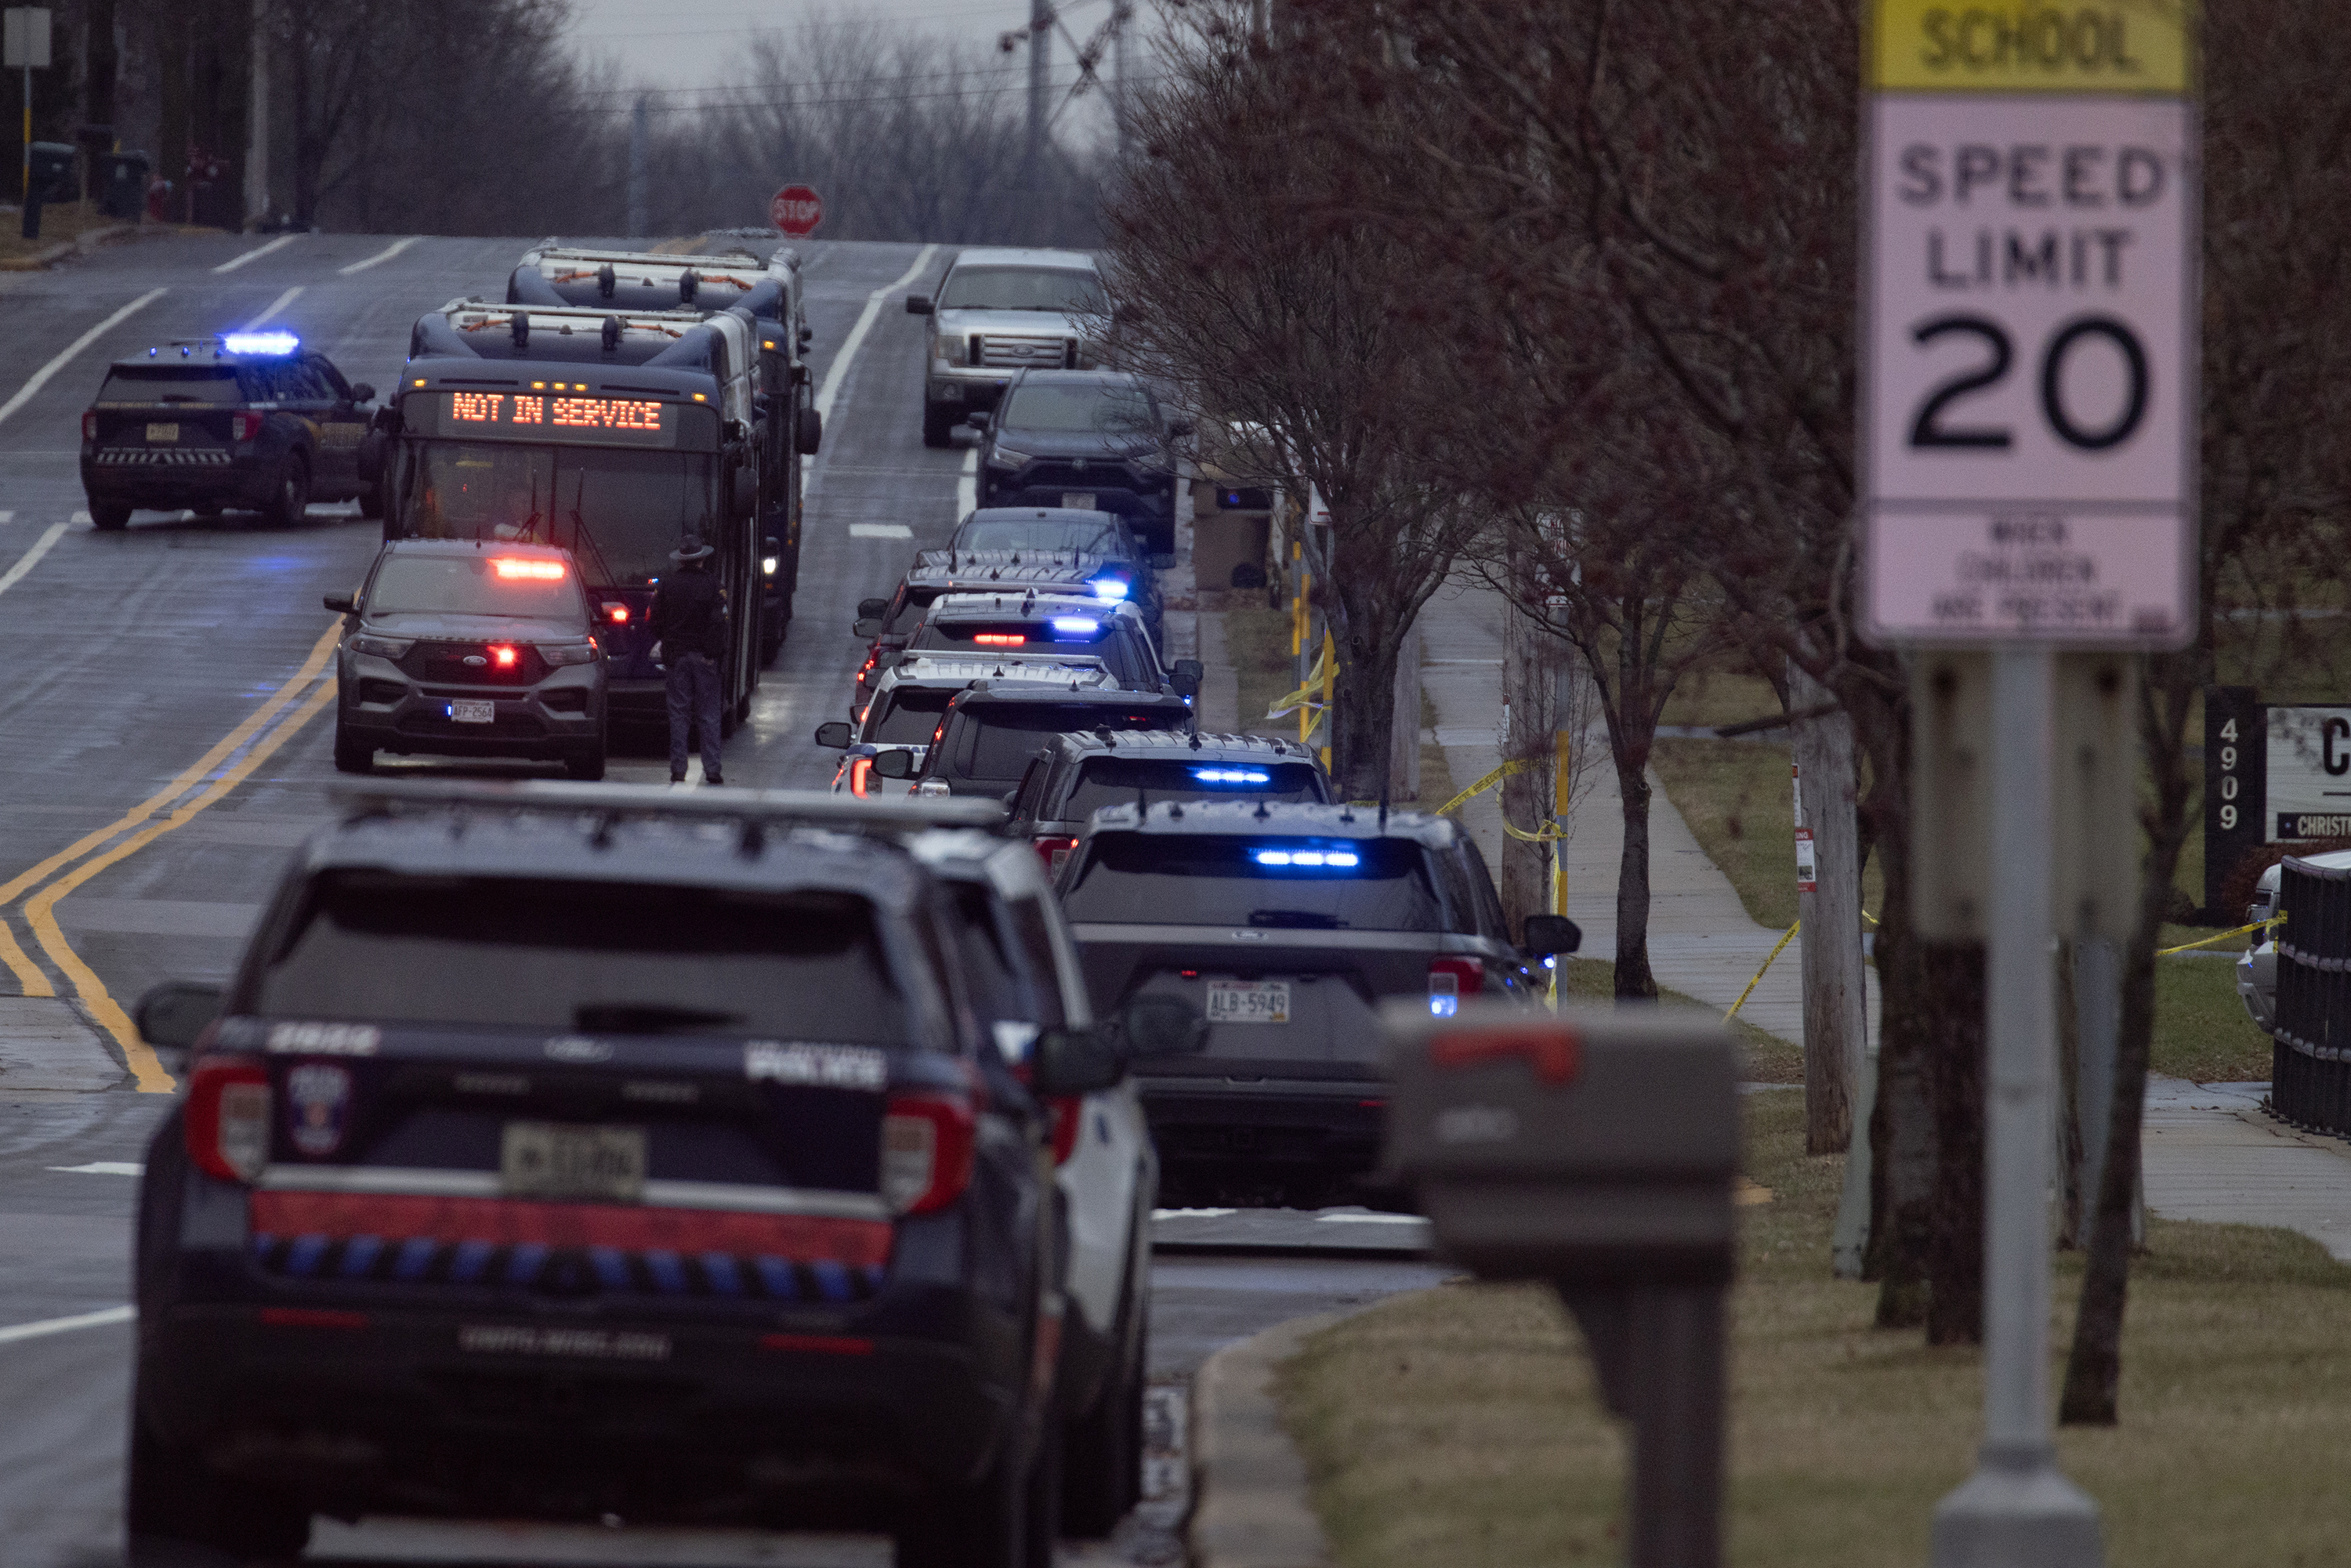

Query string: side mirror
323 592 357 614
1170 658 1203 699
797 406 822 455
731 467 758 519
966 412 989 431
853 617 882 640
1031 1024 1126 1095
1522 914 1582 957
905 294 933 315
871 748 917 780
136 980 225 1051
857 597 891 621
1120 994 1209 1058
813 721 853 748
1149 552 1177 571
349 382 376 403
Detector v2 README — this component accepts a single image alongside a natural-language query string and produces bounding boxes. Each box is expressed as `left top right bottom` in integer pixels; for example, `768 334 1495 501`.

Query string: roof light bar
1193 767 1272 785
1050 617 1101 636
492 558 567 581
220 331 300 356
1250 847 1360 870
1091 577 1130 601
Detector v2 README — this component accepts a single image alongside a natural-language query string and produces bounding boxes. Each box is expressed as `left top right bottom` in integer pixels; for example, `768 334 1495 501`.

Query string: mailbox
1381 1000 1741 1568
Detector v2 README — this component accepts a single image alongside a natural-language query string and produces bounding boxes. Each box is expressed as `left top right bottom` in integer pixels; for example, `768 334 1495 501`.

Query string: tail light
849 755 873 797
1048 1096 1083 1165
1034 835 1078 875
1428 957 1485 1019
882 1092 976 1215
231 411 265 442
82 411 96 441
603 602 630 625
186 1054 271 1182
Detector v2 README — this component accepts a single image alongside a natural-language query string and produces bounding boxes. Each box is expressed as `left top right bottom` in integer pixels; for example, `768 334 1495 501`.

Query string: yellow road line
26 679 337 1093
0 919 49 999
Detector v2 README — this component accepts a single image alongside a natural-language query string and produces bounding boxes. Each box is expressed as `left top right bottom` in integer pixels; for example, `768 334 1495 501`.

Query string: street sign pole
1859 3 2201 1561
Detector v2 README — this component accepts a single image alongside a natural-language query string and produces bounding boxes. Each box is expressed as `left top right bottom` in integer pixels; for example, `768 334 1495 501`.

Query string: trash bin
98 151 149 222
20 143 78 241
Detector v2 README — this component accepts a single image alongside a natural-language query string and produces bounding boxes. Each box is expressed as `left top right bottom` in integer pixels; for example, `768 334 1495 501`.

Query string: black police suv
970 372 1188 555
902 590 1176 692
1009 730 1331 871
82 333 379 531
126 783 1136 1568
1057 802 1581 1209
895 685 1197 801
947 506 1166 638
853 550 1115 715
328 539 607 779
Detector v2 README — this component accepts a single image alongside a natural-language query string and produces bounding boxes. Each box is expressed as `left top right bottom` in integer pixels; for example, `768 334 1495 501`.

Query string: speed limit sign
1860 2 2197 647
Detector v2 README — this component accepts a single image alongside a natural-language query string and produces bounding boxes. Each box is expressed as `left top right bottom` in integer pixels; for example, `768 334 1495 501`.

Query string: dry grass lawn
1275 1091 2351 1568
1222 599 1310 745
0 201 130 267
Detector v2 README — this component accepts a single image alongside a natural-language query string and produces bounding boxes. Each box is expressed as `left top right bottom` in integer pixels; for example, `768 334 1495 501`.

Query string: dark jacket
651 564 729 661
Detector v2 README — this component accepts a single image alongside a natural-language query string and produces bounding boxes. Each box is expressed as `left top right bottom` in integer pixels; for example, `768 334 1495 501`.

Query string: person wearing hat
649 534 730 784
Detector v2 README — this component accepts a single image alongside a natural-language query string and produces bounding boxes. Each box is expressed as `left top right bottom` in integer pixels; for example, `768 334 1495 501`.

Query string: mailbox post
1382 1001 1740 1568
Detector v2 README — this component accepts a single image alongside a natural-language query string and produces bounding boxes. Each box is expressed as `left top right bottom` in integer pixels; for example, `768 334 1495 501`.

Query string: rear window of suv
947 704 1187 786
97 367 247 405
1060 834 1444 932
1055 759 1327 821
255 873 912 1043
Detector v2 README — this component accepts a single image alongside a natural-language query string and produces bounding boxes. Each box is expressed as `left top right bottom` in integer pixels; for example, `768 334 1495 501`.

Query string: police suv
853 550 1124 715
820 655 1132 798
1009 730 1331 871
82 332 379 531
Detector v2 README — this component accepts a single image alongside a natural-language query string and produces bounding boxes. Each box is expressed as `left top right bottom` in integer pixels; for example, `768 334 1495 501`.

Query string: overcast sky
567 0 1089 89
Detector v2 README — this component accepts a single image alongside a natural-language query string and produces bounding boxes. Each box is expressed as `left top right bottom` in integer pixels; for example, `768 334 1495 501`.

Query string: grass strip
1275 1090 2351 1568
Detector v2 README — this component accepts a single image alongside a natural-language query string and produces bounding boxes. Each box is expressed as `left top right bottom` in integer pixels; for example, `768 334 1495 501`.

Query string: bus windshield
396 440 717 586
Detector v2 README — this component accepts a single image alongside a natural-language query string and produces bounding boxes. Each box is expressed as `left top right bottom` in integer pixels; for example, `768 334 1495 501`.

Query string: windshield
396 440 716 586
939 266 1108 313
1001 382 1157 438
1063 835 1442 931
868 686 955 745
911 621 1145 685
365 553 589 624
949 704 1189 786
257 874 909 1042
98 367 245 405
953 517 1122 556
1057 759 1327 820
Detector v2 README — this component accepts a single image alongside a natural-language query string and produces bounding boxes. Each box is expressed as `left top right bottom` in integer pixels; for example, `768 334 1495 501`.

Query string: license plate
146 422 178 443
1060 492 1096 510
448 699 495 723
501 1121 647 1200
1207 980 1290 1024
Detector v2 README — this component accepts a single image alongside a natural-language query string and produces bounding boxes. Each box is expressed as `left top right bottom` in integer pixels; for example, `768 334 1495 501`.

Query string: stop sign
770 184 823 238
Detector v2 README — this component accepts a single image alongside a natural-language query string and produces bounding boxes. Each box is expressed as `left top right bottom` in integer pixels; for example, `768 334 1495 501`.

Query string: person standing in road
650 534 729 785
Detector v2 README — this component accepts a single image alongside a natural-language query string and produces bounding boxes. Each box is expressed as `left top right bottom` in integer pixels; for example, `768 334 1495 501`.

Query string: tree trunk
1923 940 1987 1345
1791 659 1865 1154
1498 583 1553 934
1327 592 1404 803
1614 752 1657 1000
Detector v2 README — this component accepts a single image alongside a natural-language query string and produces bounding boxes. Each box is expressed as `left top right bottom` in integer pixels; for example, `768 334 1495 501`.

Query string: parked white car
2236 850 2351 1032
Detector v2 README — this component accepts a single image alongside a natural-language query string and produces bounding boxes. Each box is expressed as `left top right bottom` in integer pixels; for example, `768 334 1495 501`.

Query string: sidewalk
2143 1077 2351 1259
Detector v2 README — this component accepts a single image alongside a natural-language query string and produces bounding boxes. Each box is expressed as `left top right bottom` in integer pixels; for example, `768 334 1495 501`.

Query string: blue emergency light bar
1051 617 1102 636
1192 767 1271 785
1091 577 1130 601
221 331 300 357
1251 847 1360 869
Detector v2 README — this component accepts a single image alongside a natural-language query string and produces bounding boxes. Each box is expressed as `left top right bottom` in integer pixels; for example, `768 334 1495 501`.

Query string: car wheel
895 1426 1034 1568
88 501 132 531
331 719 373 774
357 483 384 520
127 1373 313 1564
759 628 784 668
922 403 955 449
263 455 310 527
1063 1269 1148 1535
564 746 606 781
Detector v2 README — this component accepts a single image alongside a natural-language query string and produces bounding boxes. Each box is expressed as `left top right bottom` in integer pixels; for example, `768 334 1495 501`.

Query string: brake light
489 644 519 668
850 756 872 797
231 411 264 442
186 1054 271 1182
1034 835 1078 875
492 558 566 581
975 633 1027 646
82 411 96 441
603 601 629 624
882 1092 977 1215
1049 1096 1083 1165
1428 957 1484 1019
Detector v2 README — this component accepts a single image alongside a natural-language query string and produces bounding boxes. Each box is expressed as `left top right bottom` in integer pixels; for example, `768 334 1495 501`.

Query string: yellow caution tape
1502 815 1567 843
2157 913 2283 957
1725 920 1800 1023
1432 758 1530 819
1266 645 1331 722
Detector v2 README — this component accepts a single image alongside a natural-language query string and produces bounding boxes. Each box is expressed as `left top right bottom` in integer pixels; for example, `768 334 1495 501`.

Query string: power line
570 70 1100 117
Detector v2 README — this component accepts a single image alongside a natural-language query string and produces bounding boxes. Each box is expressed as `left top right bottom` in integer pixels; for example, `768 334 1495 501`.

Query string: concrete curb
1187 1309 1342 1568
0 221 138 272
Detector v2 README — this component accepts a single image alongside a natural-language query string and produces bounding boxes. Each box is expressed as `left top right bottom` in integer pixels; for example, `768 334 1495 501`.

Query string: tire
126 1372 313 1564
88 501 132 531
759 628 784 669
895 1429 1034 1568
263 455 310 527
357 483 383 520
564 746 606 781
922 403 955 449
1062 1277 1148 1536
331 719 373 774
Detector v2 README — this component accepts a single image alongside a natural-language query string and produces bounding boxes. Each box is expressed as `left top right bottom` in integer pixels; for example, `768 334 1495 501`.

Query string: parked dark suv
1057 802 1580 1209
971 372 1188 555
328 539 607 779
125 783 1136 1568
81 333 379 531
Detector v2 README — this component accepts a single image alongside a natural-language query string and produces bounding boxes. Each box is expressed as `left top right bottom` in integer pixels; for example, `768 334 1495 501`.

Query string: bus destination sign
420 390 680 448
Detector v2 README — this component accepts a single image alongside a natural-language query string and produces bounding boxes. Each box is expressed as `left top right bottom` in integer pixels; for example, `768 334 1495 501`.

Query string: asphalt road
0 229 1451 1566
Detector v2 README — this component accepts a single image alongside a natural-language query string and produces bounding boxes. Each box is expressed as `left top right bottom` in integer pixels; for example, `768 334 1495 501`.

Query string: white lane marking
0 1305 133 1347
0 511 13 523
71 511 91 525
1152 1208 1239 1219
339 236 422 275
848 523 912 539
212 234 302 273
1316 1213 1427 1225
813 244 939 425
0 523 70 600
242 284 304 329
0 287 169 429
955 444 978 517
49 1162 141 1176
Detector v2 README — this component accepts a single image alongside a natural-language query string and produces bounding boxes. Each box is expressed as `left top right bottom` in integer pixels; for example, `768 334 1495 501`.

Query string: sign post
769 183 823 239
5 7 51 203
1860 4 2199 1563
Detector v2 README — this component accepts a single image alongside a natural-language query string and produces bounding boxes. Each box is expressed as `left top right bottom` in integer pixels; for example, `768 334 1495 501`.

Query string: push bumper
339 660 603 762
1135 1075 1386 1175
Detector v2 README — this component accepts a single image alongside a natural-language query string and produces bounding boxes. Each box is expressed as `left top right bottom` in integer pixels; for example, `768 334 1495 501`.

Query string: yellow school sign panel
1872 2 2193 93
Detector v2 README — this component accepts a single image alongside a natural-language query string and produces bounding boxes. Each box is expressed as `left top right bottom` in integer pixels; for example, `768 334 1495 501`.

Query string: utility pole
626 94 647 239
1790 659 1865 1154
1111 0 1132 158
242 0 267 229
1026 0 1050 199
